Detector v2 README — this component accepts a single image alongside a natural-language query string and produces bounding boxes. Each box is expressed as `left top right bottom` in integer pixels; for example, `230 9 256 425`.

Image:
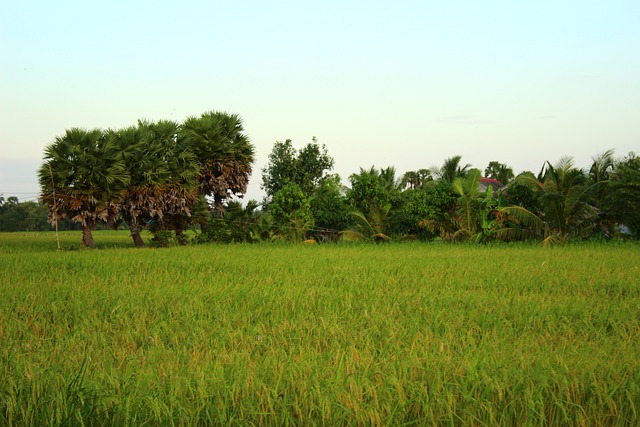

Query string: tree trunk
129 222 145 248
81 224 96 248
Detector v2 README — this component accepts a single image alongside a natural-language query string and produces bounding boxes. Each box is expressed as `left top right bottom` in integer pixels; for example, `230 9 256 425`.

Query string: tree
484 161 514 185
182 111 255 211
269 183 314 242
435 155 471 183
262 137 335 199
342 203 392 242
400 169 433 190
110 121 200 247
38 128 130 247
451 169 483 239
309 175 352 242
500 157 598 244
347 166 402 215
604 152 640 238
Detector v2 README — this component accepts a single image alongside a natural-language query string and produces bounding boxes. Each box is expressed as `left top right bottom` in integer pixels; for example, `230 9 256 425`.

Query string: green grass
1 232 639 425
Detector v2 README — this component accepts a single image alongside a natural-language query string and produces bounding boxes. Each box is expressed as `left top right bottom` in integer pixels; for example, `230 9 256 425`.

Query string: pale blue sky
1 0 639 202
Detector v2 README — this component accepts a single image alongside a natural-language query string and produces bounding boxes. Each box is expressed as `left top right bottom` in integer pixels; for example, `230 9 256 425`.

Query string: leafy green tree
417 180 459 241
0 198 49 232
309 176 352 242
262 137 335 199
504 172 541 214
38 128 130 247
269 183 314 242
347 167 402 214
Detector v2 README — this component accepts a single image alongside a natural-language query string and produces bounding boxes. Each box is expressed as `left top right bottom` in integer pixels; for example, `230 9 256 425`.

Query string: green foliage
309 176 352 241
0 199 49 232
261 137 335 199
341 203 393 242
347 166 402 215
38 111 253 248
435 155 471 183
269 183 314 242
182 111 255 209
605 152 640 238
484 161 515 185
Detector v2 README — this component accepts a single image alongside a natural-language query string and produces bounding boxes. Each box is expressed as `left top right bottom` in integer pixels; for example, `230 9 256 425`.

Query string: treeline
34 111 640 246
0 197 111 232
217 142 638 245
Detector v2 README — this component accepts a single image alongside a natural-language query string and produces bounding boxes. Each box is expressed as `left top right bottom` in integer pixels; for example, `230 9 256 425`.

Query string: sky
1 0 639 203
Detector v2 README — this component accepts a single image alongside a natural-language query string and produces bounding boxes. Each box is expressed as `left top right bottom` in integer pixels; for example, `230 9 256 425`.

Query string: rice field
1 232 639 425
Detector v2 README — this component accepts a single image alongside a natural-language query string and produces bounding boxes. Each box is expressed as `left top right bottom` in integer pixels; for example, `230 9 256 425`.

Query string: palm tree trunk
81 224 96 248
129 222 145 248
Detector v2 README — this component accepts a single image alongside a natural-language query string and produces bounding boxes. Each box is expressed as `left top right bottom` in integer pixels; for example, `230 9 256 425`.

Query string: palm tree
182 111 255 212
588 149 615 209
484 161 514 185
451 169 483 239
436 155 471 183
140 120 200 244
38 128 130 247
341 203 392 242
110 121 199 247
499 157 598 244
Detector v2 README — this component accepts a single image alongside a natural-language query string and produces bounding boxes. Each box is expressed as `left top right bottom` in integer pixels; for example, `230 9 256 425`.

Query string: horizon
2 1 639 202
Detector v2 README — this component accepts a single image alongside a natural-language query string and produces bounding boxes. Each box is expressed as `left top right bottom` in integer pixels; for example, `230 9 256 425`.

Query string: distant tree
262 137 335 199
604 152 640 238
484 161 514 185
0 198 49 232
435 155 471 183
110 121 200 247
400 169 433 190
342 203 392 242
269 183 314 242
500 157 598 244
309 175 352 242
347 166 401 214
38 128 130 247
416 180 458 241
182 111 255 212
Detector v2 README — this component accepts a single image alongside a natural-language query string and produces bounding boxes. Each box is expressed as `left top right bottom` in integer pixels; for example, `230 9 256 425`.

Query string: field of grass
1 231 639 425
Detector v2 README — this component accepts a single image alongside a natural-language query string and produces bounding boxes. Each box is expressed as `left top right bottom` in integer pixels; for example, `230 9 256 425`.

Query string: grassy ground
1 232 639 425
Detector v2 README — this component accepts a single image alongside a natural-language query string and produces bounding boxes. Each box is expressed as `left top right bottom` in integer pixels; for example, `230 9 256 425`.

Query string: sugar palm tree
182 111 255 212
38 128 130 247
109 121 199 247
139 120 200 244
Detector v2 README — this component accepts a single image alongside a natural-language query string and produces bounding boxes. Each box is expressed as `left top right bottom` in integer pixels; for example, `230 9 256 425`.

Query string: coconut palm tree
182 111 255 212
38 128 130 247
499 157 598 244
436 155 471 183
341 203 392 242
451 169 482 239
